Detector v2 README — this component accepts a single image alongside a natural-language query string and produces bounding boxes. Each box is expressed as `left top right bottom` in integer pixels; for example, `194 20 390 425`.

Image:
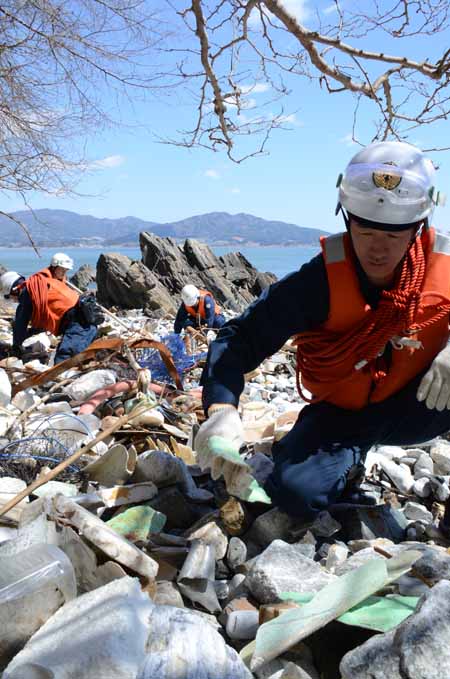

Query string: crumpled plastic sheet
136 333 207 384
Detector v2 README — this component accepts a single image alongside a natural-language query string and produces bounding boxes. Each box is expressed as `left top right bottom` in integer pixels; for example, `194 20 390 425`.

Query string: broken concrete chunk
227 536 248 569
187 520 228 559
136 604 253 679
3 577 153 679
430 440 450 475
377 457 414 494
340 580 450 679
12 388 41 412
249 507 297 548
246 540 336 604
402 501 433 523
325 543 349 572
132 450 213 503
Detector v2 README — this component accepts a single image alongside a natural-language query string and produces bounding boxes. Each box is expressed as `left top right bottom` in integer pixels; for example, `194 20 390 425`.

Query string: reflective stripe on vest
322 233 345 264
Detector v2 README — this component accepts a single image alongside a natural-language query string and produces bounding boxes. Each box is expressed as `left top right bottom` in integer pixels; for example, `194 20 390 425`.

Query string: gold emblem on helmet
372 162 402 190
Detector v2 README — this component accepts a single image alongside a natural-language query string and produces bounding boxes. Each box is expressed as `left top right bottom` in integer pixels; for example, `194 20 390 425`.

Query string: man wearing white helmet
3 253 100 363
174 284 225 334
196 141 450 524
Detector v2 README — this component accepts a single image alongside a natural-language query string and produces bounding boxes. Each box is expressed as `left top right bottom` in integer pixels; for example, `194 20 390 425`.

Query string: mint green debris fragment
241 549 422 671
208 436 249 467
106 505 166 542
279 591 419 633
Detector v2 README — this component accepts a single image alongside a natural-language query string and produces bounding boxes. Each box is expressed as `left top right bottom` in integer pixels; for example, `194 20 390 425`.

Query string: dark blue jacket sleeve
13 287 33 347
201 254 330 410
202 294 216 327
174 304 189 334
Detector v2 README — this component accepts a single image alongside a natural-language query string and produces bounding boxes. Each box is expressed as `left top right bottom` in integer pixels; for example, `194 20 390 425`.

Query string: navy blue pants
54 308 97 364
213 313 226 329
265 373 450 519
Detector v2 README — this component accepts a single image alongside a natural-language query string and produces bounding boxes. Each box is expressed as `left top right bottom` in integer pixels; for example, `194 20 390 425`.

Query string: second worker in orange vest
174 284 225 334
1 253 101 364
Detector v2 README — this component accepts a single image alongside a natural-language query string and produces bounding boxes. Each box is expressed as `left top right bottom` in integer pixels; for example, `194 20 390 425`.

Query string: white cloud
90 154 125 170
204 169 220 179
231 187 241 194
279 113 303 126
279 0 310 22
249 0 309 30
240 83 271 95
339 133 357 147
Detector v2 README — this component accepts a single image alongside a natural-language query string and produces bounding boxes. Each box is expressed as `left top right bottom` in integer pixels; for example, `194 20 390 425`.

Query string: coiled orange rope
295 234 450 403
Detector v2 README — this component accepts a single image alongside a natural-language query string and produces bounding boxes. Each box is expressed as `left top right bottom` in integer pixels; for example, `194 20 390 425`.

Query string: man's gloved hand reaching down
194 404 271 504
417 345 450 411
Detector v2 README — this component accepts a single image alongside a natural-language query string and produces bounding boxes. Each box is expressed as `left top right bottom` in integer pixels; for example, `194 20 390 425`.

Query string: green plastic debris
241 549 422 671
106 505 166 542
207 436 272 504
279 591 419 633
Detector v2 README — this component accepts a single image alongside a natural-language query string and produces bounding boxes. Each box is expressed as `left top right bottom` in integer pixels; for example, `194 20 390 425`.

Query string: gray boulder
96 253 177 316
70 264 96 291
340 580 450 679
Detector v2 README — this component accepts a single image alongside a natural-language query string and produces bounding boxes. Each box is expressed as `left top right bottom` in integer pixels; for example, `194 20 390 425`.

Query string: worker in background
196 140 450 520
174 284 226 335
0 253 101 364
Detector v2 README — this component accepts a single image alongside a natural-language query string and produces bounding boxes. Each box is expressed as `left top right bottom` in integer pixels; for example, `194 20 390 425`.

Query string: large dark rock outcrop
96 253 177 316
96 234 276 315
139 233 276 313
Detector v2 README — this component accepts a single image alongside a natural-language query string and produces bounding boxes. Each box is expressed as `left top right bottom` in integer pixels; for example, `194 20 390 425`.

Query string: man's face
349 219 417 287
53 266 69 281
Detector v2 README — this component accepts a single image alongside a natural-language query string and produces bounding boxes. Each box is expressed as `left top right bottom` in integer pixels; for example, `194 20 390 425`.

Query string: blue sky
3 0 450 235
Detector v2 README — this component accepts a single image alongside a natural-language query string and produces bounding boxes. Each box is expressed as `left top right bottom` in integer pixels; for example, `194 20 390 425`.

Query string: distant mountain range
0 209 329 247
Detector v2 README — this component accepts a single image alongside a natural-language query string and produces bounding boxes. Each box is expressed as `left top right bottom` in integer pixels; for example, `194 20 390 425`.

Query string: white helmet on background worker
0 271 22 297
181 284 200 306
337 141 443 228
50 252 74 270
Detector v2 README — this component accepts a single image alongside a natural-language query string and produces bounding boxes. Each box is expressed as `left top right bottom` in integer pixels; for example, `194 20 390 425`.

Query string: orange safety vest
184 289 221 322
298 228 450 410
26 268 79 336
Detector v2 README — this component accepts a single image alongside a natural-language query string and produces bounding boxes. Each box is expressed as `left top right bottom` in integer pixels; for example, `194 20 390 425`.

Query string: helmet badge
372 161 402 190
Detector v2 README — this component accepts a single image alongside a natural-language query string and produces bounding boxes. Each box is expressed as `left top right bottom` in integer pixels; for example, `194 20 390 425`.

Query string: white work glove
194 406 245 468
417 345 450 410
194 406 272 505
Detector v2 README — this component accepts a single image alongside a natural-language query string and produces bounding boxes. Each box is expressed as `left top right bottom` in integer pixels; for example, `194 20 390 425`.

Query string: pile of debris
0 308 450 679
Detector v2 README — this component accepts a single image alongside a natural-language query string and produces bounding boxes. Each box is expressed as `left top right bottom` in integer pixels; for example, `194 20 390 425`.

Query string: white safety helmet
0 271 22 296
337 141 443 227
50 252 74 270
181 284 200 306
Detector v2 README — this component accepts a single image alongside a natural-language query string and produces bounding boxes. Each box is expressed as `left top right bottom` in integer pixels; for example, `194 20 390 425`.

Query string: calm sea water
0 245 319 280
